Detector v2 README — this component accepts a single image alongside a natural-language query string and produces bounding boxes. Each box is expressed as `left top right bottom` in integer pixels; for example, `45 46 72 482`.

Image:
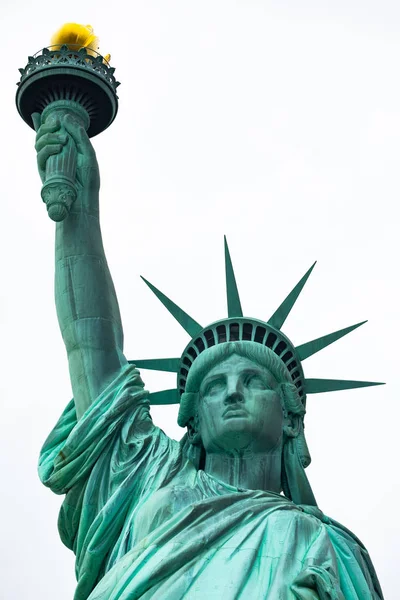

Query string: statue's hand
33 112 100 214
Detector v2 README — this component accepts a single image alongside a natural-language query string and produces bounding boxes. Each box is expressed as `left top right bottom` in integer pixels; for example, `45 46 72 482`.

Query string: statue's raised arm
34 112 126 418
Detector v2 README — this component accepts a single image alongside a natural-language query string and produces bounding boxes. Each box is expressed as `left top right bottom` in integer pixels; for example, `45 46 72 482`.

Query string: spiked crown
130 238 383 412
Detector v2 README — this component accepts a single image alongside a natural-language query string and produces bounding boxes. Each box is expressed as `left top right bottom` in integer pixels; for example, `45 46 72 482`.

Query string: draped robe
39 364 383 600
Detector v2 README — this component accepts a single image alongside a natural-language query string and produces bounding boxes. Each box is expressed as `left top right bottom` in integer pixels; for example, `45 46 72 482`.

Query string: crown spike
148 388 180 405
141 276 203 337
224 236 243 318
305 378 385 394
129 358 180 372
268 262 316 330
296 321 367 361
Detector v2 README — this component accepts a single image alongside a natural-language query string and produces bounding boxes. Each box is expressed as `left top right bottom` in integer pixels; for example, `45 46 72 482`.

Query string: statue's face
197 354 284 454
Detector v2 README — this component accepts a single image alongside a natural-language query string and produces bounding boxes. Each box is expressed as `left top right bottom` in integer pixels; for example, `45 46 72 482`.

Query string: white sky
1 1 399 598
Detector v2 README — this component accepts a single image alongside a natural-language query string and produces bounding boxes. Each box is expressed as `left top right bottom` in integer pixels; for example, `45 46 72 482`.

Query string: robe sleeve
291 508 383 600
326 519 384 599
39 364 150 494
291 520 345 600
38 363 184 599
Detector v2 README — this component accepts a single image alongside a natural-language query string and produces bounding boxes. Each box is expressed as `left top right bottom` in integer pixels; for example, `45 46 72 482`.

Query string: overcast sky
1 1 399 598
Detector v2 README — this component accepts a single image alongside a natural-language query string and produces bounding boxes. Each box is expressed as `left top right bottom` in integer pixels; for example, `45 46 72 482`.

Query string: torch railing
17 45 119 93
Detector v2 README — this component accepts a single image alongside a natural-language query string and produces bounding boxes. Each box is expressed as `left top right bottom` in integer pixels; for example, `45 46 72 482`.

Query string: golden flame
50 23 111 63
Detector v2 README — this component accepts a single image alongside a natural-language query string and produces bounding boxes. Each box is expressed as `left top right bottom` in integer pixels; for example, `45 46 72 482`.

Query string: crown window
216 325 227 343
243 323 253 340
194 338 205 353
188 347 197 360
204 329 215 347
275 341 287 355
255 326 266 343
229 323 240 341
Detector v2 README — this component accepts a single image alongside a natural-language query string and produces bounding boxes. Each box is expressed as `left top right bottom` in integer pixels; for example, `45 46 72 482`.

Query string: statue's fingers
35 116 61 144
35 132 68 153
63 114 93 156
37 144 63 173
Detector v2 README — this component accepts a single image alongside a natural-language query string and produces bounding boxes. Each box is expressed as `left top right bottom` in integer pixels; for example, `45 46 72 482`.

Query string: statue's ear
283 414 302 438
279 382 304 438
186 416 202 446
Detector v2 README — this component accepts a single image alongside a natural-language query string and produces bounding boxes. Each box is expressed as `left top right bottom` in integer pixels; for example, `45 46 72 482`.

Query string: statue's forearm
55 200 127 418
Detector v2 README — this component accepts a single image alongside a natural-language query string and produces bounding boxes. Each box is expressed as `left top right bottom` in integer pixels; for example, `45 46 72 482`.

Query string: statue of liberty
28 28 384 600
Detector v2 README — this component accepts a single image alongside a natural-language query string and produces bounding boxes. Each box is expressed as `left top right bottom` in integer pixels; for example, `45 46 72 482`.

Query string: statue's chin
214 422 256 452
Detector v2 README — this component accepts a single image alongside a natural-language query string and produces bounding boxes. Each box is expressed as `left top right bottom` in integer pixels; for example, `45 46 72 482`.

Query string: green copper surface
147 388 180 404
23 67 383 600
224 236 243 317
268 262 316 329
137 252 380 407
141 276 203 337
16 45 120 137
16 44 120 222
130 358 180 372
296 320 367 360
39 365 383 599
305 378 384 394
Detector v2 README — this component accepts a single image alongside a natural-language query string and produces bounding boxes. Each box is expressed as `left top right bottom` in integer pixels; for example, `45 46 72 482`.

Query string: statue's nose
224 378 244 404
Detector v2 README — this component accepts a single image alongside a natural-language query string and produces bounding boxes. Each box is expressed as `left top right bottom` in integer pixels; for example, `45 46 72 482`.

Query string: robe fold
39 364 383 599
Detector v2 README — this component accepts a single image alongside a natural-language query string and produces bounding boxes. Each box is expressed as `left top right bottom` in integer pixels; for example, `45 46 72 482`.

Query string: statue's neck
204 449 282 493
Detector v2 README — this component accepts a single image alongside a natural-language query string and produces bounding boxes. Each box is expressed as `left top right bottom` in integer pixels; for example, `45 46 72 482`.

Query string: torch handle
35 104 89 221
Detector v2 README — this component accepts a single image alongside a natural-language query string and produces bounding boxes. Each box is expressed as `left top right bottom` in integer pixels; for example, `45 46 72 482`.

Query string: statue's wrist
70 188 100 218
55 199 100 234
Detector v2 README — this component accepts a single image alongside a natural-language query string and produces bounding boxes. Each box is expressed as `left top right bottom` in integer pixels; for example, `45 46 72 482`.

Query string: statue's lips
223 407 248 419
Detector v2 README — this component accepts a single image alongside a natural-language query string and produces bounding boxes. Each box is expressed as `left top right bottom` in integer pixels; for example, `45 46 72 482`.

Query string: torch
15 24 120 221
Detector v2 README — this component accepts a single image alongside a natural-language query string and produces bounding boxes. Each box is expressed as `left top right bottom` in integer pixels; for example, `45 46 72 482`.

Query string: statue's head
178 341 307 460
177 341 313 503
133 238 383 505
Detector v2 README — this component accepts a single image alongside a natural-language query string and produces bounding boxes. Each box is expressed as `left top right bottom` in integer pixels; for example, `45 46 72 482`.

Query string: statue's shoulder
270 501 325 530
238 497 327 546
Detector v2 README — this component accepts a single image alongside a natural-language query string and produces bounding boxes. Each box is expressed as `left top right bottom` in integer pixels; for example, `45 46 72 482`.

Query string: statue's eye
245 374 268 390
204 378 225 396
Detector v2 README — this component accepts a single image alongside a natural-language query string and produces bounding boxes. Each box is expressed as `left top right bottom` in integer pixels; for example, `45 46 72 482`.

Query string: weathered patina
17 32 384 599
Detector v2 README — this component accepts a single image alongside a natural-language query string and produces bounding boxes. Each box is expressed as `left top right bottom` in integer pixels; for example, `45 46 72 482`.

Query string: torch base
41 179 76 222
